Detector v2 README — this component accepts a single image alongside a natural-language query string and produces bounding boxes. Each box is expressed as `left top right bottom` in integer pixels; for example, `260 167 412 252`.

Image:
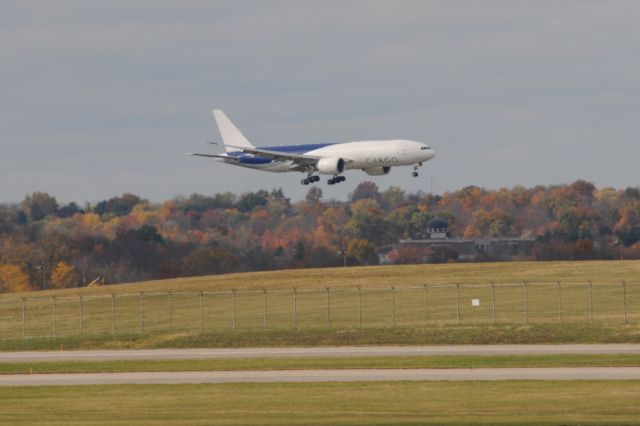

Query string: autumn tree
351 181 381 204
50 261 79 289
305 187 323 205
0 264 32 293
94 193 144 216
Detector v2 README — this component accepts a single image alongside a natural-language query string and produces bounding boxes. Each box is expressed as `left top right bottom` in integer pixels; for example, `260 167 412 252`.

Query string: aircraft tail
212 109 255 152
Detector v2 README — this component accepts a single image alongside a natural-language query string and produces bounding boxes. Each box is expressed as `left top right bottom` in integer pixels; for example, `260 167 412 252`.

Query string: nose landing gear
412 163 422 178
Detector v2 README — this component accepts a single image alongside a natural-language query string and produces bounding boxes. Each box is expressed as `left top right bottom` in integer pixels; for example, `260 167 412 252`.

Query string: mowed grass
4 260 639 297
3 323 640 351
1 261 639 342
3 354 640 374
2 381 640 425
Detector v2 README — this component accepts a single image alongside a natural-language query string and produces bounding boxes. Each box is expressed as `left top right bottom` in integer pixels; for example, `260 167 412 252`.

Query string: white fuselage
235 139 435 173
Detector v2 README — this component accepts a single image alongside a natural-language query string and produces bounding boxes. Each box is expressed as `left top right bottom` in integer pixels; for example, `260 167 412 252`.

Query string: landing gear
412 164 421 178
328 175 346 185
301 174 321 185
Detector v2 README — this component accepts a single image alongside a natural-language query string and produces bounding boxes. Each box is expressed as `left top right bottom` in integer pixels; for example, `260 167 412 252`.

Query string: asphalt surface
2 344 640 362
2 367 640 386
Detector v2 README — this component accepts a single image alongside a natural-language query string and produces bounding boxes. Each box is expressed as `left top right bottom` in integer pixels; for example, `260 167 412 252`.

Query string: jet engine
317 157 345 175
362 166 391 176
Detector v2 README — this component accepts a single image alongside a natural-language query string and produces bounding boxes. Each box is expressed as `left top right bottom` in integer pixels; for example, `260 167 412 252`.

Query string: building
379 217 536 264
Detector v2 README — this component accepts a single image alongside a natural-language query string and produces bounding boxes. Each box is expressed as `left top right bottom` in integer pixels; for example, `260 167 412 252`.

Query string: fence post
391 287 396 328
139 292 144 334
21 297 26 339
199 291 204 332
423 284 429 327
490 281 496 325
168 291 173 332
523 281 528 324
292 287 297 329
588 281 593 324
262 289 267 330
52 297 56 337
557 281 562 323
326 287 331 329
622 280 628 324
232 290 237 331
455 284 460 325
79 295 84 336
358 286 362 329
111 294 116 336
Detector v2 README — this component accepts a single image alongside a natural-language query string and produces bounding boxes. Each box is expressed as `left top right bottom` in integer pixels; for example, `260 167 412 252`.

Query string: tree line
0 180 638 292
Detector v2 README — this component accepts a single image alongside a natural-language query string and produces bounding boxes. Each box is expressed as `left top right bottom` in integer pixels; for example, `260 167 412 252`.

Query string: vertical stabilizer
212 109 255 152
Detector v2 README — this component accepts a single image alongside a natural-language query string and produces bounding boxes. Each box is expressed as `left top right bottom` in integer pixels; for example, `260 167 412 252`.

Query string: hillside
3 260 638 299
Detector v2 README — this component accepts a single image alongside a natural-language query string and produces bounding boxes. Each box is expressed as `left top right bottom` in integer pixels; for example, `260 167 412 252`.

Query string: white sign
472 299 480 307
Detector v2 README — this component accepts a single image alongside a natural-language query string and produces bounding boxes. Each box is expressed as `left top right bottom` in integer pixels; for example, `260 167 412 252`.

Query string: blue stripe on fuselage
262 143 335 154
228 143 336 165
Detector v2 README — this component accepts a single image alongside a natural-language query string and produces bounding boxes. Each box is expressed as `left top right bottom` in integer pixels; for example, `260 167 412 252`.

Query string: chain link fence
0 281 639 339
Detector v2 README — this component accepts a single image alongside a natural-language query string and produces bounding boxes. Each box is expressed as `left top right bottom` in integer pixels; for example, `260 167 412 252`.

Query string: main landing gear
301 175 321 185
328 175 346 185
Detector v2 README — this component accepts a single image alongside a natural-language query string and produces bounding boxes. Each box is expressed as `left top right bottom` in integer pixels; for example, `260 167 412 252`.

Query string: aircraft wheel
412 172 419 177
301 178 309 185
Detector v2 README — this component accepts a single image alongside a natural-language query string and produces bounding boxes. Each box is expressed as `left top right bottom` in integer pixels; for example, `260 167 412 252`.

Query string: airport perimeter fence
0 281 639 339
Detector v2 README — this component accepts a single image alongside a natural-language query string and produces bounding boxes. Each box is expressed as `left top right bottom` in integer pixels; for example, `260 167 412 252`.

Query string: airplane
188 110 435 185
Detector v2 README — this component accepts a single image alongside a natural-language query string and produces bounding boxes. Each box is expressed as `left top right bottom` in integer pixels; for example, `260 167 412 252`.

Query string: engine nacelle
317 157 345 175
362 166 391 176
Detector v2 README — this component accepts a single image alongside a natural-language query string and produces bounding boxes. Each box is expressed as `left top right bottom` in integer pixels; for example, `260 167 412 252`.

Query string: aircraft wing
187 152 240 161
226 145 319 166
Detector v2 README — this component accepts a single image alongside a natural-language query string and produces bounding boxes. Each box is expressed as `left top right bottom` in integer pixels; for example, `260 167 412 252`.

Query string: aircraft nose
426 147 436 160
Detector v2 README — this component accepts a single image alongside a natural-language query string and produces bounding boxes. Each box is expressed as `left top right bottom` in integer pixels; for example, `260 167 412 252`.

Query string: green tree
347 239 378 265
21 192 58 221
351 181 381 203
180 246 239 276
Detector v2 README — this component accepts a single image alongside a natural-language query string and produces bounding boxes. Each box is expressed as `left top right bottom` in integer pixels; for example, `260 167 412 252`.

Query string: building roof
426 217 449 230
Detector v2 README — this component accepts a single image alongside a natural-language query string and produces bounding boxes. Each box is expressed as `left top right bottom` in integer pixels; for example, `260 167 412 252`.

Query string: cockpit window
421 146 431 150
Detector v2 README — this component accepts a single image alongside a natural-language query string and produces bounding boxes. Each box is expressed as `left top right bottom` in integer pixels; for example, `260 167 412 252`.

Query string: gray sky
2 1 639 204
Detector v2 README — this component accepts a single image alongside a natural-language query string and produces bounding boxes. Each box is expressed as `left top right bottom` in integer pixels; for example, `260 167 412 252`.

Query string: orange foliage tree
51 261 79 289
0 264 32 293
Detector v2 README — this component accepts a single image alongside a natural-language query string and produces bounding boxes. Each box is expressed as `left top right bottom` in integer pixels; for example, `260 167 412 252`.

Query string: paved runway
2 367 640 386
2 344 640 362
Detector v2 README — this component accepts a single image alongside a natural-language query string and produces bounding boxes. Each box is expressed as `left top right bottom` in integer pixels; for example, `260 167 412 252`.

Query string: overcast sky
2 1 639 204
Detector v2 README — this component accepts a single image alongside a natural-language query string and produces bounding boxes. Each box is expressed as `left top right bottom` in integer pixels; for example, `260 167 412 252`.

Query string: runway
2 344 640 362
2 367 640 386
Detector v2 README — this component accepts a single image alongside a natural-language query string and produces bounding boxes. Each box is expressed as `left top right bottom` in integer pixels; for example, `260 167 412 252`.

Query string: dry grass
2 381 640 425
3 260 638 297
0 261 638 341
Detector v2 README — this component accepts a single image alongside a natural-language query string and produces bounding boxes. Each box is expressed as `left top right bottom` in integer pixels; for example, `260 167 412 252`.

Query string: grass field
3 354 640 374
2 381 640 425
2 262 638 425
2 323 640 351
3 261 639 297
0 261 639 342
